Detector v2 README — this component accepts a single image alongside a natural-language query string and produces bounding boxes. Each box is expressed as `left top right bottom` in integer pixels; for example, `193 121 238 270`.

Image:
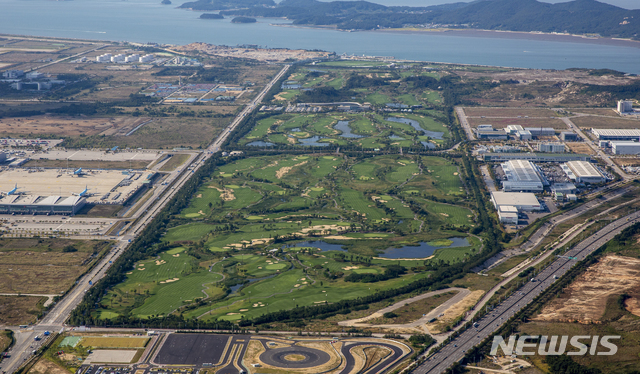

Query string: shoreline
270 23 640 50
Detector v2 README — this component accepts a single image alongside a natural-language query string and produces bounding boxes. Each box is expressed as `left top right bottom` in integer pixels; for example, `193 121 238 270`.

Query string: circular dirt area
260 346 331 368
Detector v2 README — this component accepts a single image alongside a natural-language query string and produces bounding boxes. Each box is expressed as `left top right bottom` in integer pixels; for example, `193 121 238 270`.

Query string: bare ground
534 255 640 323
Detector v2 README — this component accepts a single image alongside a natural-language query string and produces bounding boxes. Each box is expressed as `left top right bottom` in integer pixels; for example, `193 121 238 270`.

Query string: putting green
225 185 241 189
266 263 288 270
247 216 264 220
184 213 201 218
166 247 187 255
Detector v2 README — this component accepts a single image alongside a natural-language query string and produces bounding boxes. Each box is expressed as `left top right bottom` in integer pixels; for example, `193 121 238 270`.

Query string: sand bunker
276 161 308 179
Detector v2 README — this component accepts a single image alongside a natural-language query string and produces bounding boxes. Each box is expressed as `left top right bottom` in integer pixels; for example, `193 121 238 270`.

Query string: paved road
0 64 291 374
455 107 476 141
412 210 640 374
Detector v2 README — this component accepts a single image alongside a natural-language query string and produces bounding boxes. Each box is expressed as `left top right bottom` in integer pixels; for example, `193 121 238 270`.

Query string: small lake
299 136 331 146
229 273 278 293
386 117 444 139
247 141 275 147
335 120 364 138
421 141 436 149
389 135 404 140
285 237 470 258
381 237 470 259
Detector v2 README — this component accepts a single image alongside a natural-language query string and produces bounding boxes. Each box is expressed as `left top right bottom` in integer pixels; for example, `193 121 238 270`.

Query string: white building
111 54 126 63
498 205 519 225
125 54 140 63
139 54 155 63
477 124 493 131
491 191 541 212
500 160 545 192
2 70 24 79
537 143 565 153
563 161 605 184
25 71 45 80
506 125 524 135
551 182 576 194
515 130 532 140
617 100 633 113
611 141 640 155
592 129 640 141
526 127 556 137
96 53 112 62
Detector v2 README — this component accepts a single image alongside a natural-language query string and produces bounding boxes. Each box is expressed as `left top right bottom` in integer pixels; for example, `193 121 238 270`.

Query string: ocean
2 0 640 73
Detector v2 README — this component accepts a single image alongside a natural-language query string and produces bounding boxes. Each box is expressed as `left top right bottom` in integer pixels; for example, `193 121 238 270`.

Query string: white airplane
73 185 93 197
1 184 24 196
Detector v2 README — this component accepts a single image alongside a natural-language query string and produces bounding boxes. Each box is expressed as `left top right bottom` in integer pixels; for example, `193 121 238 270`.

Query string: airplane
71 168 87 177
1 184 23 196
73 185 93 197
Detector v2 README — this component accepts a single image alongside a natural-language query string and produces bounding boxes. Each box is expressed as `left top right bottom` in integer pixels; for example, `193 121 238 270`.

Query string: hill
178 0 640 39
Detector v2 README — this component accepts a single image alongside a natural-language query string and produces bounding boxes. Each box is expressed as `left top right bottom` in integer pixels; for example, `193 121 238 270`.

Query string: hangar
0 195 86 215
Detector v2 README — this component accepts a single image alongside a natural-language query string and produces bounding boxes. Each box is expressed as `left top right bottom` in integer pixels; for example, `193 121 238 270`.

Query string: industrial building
560 132 578 141
592 129 640 141
562 161 606 184
476 129 507 140
497 205 519 225
611 141 640 155
526 127 556 137
537 143 565 153
483 153 590 162
617 100 634 113
551 182 577 195
505 125 524 135
515 130 532 140
2 70 24 79
500 160 546 192
491 191 541 211
0 195 86 215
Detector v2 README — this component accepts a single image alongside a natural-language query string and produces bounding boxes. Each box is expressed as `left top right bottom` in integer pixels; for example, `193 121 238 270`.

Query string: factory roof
592 129 640 137
565 161 602 178
502 160 541 182
610 141 640 146
491 191 540 207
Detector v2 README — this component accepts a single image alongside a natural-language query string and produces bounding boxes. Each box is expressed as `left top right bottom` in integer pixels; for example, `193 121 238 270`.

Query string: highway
0 64 290 374
412 210 640 374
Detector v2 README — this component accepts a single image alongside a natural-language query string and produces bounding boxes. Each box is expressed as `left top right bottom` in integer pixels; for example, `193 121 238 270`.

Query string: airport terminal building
0 195 86 215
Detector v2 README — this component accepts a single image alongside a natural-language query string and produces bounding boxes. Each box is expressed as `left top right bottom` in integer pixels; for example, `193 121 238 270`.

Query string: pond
421 141 436 149
247 141 275 147
229 273 279 293
386 117 444 139
380 237 470 259
299 136 331 146
285 237 470 259
335 120 364 138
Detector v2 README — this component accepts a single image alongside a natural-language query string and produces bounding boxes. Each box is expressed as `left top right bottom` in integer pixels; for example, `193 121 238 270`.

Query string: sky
310 0 638 10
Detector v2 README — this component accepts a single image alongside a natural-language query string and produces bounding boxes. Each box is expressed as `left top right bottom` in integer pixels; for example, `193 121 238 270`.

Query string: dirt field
367 291 459 325
571 115 640 129
570 108 621 116
612 157 640 167
62 117 227 149
0 116 151 136
0 330 12 353
534 255 640 323
0 239 109 294
565 142 595 155
0 296 44 325
463 108 559 117
80 337 149 348
466 116 566 129
29 358 70 374
424 290 484 334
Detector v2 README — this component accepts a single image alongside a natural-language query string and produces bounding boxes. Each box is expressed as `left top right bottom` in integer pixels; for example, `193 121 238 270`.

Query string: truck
34 335 41 341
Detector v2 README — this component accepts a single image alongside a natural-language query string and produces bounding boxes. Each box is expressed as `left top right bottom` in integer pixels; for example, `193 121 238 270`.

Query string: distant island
161 0 171 4
179 0 640 40
231 17 257 24
200 13 224 19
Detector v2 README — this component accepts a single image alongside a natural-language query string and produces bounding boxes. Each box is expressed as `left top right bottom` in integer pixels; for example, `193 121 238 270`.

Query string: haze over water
2 0 640 74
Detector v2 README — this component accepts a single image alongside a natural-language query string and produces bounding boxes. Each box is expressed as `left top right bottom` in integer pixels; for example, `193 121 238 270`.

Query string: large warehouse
562 161 606 183
0 195 86 215
611 141 640 155
491 191 542 211
592 129 640 141
500 160 546 192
